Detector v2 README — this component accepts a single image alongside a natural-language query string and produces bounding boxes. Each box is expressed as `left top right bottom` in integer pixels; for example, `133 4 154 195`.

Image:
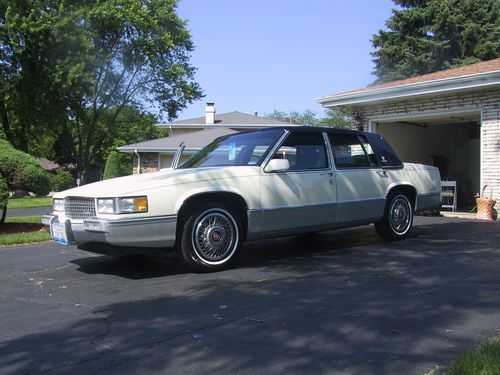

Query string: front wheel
375 193 413 241
177 203 242 272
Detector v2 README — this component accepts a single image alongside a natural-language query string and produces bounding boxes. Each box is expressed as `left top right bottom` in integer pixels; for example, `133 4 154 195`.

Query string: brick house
118 103 290 174
316 58 500 209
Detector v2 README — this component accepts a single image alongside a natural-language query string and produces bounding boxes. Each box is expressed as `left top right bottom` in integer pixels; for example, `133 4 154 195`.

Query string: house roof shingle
160 111 289 126
318 58 500 101
37 157 59 171
118 128 239 152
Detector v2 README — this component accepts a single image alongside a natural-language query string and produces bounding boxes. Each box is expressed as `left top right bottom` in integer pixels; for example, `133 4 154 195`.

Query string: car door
327 132 388 224
260 131 337 234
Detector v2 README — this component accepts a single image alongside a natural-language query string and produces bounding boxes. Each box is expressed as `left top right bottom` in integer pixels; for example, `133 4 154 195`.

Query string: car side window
271 132 328 170
328 133 376 169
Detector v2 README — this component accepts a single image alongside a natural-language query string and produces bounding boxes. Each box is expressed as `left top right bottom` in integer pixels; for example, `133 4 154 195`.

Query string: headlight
53 198 64 212
116 196 148 213
97 199 114 214
96 196 148 214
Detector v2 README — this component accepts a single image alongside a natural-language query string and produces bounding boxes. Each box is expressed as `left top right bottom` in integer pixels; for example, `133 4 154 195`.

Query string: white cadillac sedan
43 127 441 272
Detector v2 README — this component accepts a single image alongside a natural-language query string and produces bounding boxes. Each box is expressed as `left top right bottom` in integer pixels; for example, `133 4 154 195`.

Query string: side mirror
264 159 290 173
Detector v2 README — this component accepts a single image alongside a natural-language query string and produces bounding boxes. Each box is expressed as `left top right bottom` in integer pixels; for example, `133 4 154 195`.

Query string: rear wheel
177 203 242 272
375 192 413 241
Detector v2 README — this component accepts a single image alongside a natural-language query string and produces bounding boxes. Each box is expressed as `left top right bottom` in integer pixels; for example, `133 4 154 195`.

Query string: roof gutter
155 123 294 129
118 147 201 154
316 70 500 108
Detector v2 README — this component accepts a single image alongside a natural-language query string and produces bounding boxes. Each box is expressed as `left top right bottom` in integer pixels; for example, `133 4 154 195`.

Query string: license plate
51 222 68 245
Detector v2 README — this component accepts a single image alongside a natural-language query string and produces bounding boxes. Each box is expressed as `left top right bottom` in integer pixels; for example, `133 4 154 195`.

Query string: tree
265 109 352 129
317 109 353 129
52 106 165 181
371 0 500 83
103 151 124 180
1 0 202 182
0 139 51 222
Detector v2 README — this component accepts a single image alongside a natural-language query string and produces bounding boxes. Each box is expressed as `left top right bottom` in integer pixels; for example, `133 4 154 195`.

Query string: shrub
103 151 133 180
0 139 51 196
50 170 74 192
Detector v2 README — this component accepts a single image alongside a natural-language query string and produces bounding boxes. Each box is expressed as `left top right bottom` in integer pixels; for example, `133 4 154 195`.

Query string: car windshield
179 129 285 169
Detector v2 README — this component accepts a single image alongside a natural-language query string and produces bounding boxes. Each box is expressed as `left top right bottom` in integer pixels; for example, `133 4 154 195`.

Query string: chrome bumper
42 214 177 248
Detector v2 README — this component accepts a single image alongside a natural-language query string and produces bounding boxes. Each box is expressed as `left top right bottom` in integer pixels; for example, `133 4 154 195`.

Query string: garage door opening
374 112 481 209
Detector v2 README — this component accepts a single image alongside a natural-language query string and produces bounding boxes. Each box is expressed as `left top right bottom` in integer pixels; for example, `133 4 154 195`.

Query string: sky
173 0 395 121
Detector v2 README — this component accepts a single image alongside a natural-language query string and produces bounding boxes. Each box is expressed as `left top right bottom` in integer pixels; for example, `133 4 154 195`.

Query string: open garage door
374 112 480 209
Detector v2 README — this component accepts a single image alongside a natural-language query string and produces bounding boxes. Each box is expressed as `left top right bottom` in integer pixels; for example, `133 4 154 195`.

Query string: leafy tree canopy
1 0 202 182
371 0 500 82
265 109 352 129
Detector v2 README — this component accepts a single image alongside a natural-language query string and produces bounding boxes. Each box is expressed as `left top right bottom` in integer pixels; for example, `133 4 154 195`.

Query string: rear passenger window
328 134 376 169
271 132 328 170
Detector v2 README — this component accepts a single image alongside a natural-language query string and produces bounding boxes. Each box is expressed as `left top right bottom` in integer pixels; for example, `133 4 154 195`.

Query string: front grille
65 197 96 220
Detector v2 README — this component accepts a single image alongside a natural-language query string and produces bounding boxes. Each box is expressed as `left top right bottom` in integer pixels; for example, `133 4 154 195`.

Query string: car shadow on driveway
1 218 500 374
71 254 189 279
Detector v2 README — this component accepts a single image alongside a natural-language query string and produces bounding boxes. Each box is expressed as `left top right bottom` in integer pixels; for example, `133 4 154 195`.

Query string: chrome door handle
320 172 335 185
377 170 388 177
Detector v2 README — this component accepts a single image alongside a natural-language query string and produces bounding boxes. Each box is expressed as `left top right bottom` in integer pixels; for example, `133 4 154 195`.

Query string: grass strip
8 196 52 209
0 215 50 247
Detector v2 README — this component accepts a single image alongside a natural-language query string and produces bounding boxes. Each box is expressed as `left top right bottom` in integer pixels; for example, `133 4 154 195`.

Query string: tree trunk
82 163 102 184
0 97 15 146
0 206 6 224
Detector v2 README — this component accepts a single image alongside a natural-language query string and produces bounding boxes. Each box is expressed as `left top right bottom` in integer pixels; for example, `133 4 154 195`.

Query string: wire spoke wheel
389 196 411 234
191 209 239 265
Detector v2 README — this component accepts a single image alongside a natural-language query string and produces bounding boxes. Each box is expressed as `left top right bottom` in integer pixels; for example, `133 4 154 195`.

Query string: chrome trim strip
322 131 335 171
254 198 382 213
265 168 333 175
258 201 338 212
261 130 290 169
338 197 386 204
103 215 177 227
417 191 439 197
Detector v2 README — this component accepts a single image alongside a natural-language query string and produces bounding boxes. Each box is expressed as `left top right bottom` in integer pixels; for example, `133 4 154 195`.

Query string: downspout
134 149 141 174
171 142 186 169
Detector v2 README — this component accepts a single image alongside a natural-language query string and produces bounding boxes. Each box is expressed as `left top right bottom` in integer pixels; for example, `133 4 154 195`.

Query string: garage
374 112 480 208
316 58 500 212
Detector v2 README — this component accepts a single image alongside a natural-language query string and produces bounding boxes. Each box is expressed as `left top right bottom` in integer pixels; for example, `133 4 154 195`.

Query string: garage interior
374 112 481 209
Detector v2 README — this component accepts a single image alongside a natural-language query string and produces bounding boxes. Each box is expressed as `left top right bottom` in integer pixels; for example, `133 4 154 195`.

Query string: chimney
205 102 215 124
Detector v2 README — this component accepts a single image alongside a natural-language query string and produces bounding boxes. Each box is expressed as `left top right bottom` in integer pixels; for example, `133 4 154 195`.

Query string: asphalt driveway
1 216 499 374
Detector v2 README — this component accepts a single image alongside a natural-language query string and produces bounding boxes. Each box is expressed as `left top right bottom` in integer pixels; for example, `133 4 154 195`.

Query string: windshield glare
179 129 284 169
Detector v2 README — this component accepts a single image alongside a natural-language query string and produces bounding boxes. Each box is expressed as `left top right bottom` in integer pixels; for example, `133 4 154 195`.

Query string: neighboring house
37 158 60 172
118 103 291 174
316 58 500 209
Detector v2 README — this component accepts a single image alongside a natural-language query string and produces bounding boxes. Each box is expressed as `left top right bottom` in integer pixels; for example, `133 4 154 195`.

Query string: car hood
54 167 260 198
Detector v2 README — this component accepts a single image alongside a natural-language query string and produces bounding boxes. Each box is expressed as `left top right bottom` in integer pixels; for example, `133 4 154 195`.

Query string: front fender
174 186 252 213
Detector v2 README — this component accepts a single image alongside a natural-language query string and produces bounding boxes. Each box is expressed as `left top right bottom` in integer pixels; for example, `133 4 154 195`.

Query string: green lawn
446 336 500 375
8 196 52 209
428 336 500 375
0 215 51 247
